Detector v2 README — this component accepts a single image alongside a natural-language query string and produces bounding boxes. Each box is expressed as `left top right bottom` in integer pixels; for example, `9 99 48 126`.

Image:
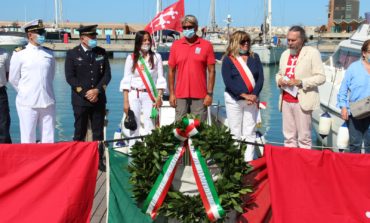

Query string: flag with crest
144 0 184 34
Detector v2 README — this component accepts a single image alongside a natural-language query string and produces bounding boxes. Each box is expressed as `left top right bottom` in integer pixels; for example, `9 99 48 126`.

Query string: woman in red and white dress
221 31 264 162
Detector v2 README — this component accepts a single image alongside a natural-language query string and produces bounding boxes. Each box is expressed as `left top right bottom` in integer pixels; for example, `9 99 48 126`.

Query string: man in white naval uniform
9 19 56 143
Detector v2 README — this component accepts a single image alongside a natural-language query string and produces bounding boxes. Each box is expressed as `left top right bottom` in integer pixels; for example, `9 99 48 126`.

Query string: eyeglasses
239 40 250 46
182 26 195 30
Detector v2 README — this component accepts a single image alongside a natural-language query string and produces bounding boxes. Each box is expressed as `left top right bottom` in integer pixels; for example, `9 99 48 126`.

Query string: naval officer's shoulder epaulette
14 46 25 52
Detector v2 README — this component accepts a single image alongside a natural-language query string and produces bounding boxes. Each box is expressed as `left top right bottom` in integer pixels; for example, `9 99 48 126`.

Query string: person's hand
85 89 99 103
169 94 177 108
154 96 163 108
278 77 288 87
341 107 349 121
203 95 213 106
287 78 302 87
241 94 257 105
124 101 130 115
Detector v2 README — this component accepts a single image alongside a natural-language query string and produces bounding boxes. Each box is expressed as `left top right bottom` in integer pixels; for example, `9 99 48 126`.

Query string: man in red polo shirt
168 15 216 122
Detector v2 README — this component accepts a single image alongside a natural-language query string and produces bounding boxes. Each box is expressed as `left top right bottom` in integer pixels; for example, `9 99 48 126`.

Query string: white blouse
120 52 167 92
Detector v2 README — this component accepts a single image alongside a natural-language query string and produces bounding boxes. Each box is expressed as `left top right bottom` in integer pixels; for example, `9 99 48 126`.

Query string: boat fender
337 122 349 150
318 111 332 139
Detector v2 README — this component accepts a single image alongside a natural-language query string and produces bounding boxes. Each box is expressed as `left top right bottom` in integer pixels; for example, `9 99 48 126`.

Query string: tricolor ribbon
142 118 225 221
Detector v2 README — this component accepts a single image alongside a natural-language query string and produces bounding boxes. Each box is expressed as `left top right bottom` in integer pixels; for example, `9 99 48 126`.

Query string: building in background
327 0 365 32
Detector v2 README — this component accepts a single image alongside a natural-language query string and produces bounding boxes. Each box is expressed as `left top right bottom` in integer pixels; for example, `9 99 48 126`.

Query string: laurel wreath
128 119 252 222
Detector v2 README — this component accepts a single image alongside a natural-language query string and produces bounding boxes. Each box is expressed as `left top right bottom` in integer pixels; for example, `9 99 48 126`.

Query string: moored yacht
312 24 370 148
0 31 27 51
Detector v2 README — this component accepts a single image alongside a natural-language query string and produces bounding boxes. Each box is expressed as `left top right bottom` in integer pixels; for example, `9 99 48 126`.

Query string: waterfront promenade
44 41 337 55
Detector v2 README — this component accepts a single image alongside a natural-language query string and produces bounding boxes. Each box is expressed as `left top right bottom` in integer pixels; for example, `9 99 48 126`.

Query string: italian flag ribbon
134 54 159 119
142 118 225 222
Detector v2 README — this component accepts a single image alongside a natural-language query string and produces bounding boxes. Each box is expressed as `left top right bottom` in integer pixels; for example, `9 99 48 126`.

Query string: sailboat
251 0 285 64
45 0 70 40
205 0 227 46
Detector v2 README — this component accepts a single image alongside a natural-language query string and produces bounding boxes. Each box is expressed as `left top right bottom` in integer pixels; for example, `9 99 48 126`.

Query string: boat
0 31 27 51
204 0 228 47
251 0 285 64
312 24 370 148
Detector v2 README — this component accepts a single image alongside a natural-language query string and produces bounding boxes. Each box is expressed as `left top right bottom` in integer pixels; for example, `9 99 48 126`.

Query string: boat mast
209 0 216 32
265 0 272 44
54 0 58 29
156 0 162 44
54 0 63 30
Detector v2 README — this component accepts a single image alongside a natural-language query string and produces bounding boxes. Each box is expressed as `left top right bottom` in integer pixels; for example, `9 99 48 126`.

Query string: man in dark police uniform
65 25 111 141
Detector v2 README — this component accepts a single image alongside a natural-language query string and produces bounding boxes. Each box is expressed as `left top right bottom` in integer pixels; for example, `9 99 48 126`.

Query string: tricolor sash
134 54 159 119
229 56 255 92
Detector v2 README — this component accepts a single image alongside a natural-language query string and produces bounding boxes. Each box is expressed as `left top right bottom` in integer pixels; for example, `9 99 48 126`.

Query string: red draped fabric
240 144 370 223
0 142 99 223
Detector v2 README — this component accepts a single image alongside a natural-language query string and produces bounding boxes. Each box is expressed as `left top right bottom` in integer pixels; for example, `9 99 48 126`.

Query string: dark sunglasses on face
182 26 195 30
240 40 250 45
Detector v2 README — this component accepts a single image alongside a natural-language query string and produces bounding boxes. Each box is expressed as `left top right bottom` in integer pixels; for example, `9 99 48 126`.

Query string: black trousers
0 86 11 143
72 104 105 141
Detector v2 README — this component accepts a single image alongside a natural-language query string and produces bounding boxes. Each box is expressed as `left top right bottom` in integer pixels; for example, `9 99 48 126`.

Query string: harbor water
6 58 320 145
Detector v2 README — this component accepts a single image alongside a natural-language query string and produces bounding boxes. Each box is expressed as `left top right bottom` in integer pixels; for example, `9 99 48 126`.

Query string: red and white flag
144 0 184 34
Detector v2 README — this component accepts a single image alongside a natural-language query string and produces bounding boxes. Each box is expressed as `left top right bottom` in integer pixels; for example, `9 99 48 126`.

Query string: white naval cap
22 19 45 33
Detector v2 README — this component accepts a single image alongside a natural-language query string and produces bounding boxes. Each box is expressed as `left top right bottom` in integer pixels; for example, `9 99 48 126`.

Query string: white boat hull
312 24 370 150
0 32 27 51
251 44 285 64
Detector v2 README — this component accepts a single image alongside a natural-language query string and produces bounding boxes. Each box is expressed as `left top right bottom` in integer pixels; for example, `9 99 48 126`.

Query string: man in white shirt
0 48 12 143
9 19 56 143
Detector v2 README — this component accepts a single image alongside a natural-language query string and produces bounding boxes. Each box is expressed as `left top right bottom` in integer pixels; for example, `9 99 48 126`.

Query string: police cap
77 25 98 36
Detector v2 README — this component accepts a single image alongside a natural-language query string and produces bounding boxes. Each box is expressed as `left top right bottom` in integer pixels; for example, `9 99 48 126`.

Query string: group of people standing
0 15 369 156
0 19 111 144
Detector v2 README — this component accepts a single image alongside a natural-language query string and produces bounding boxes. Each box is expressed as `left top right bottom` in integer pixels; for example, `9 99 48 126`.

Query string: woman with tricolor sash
120 30 167 147
221 31 264 162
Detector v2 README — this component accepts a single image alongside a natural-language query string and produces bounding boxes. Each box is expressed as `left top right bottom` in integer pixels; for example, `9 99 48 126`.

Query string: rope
101 135 369 150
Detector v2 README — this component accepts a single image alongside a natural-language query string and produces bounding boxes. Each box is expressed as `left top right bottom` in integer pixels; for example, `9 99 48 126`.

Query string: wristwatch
207 92 213 97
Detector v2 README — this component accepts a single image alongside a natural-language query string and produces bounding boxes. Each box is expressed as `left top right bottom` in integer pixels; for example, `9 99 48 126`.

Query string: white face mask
141 44 150 52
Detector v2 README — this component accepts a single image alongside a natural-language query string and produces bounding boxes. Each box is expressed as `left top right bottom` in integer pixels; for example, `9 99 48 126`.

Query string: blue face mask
367 54 370 63
239 49 248 54
182 28 195 39
88 39 97 48
36 35 45 45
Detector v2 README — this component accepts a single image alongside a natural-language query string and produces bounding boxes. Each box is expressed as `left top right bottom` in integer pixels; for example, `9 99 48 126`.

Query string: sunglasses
240 40 250 45
182 26 195 30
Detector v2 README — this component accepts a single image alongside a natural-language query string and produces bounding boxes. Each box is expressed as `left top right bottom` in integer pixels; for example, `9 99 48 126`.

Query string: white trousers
122 90 155 147
16 102 55 143
224 92 258 162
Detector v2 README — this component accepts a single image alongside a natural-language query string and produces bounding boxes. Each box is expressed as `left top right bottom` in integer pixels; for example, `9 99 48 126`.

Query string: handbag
124 109 137 131
349 96 370 119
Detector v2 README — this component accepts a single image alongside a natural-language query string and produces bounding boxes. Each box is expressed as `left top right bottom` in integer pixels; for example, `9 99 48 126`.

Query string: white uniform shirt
0 49 10 87
9 43 56 108
120 52 167 91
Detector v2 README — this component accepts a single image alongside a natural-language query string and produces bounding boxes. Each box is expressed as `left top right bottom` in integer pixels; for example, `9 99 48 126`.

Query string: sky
1 0 369 28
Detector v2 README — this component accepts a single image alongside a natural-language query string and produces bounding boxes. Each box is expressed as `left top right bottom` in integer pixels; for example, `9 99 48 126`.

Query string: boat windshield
327 47 361 69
